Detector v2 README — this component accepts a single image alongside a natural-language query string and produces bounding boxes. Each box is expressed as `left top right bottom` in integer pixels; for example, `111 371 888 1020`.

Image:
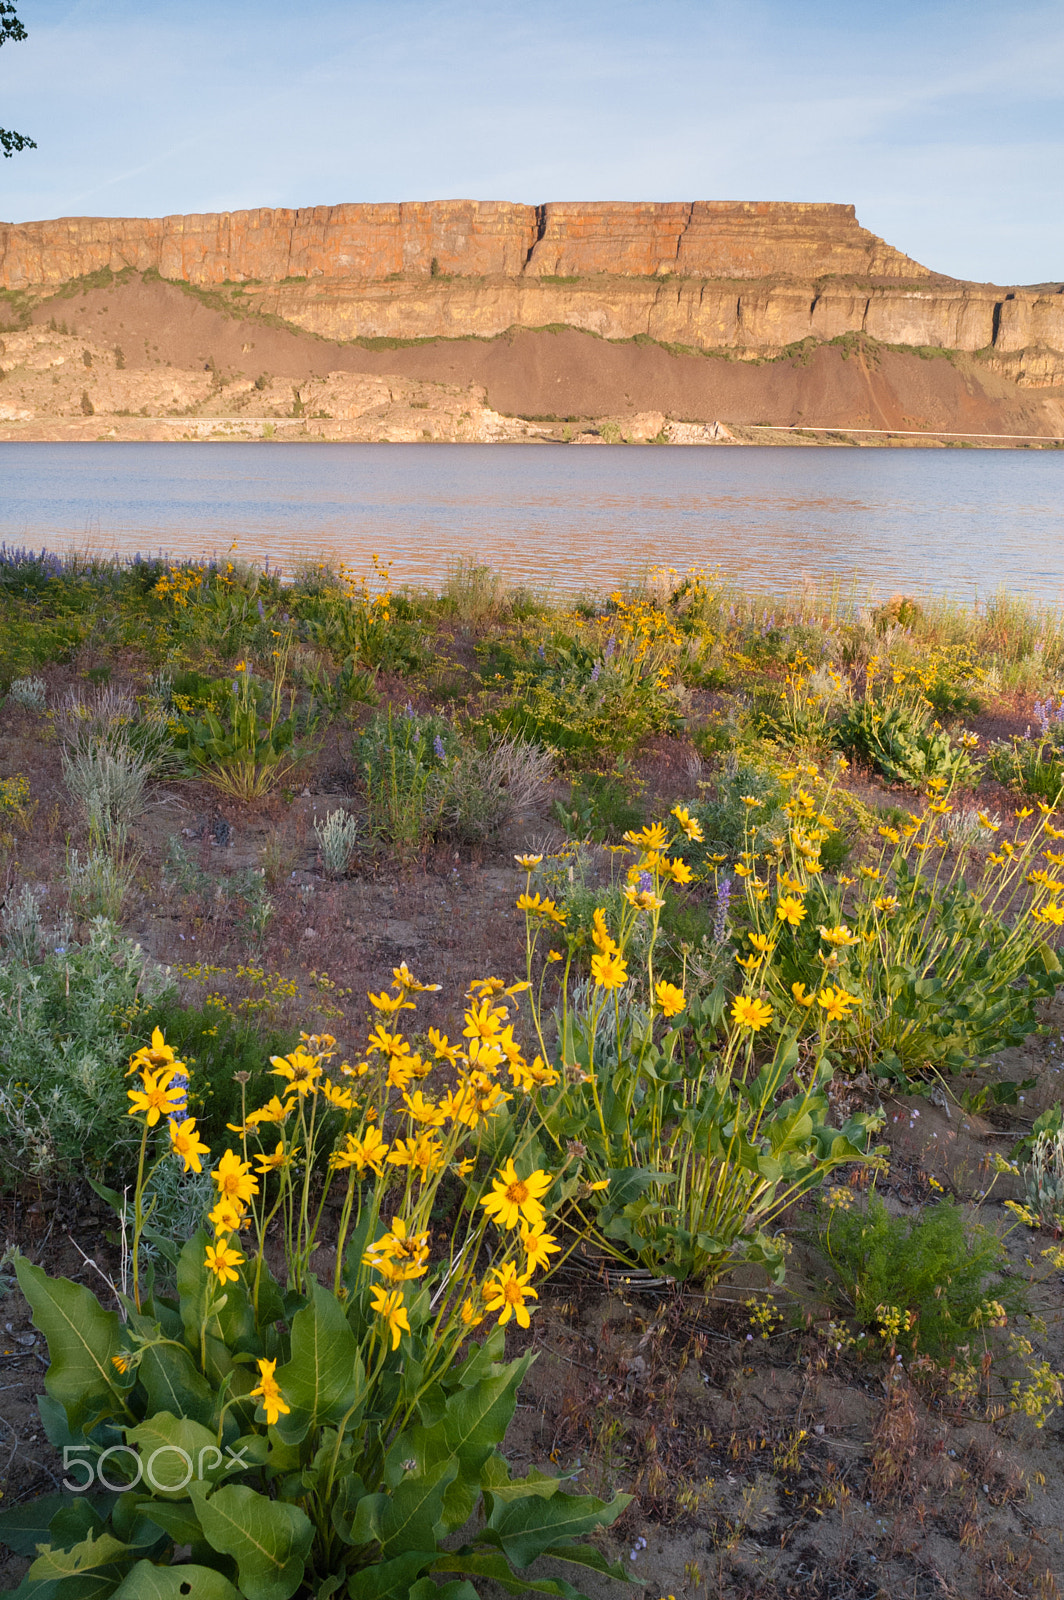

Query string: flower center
506 1180 529 1205
503 1278 523 1304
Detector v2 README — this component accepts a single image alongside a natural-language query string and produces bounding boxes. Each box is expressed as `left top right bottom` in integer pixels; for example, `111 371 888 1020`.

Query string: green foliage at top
816 1193 1025 1362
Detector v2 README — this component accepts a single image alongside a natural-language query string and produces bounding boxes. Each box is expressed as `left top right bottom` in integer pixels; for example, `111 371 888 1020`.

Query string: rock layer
0 200 931 288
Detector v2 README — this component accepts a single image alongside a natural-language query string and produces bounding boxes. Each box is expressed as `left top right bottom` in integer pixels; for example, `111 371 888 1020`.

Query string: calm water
1 442 1062 601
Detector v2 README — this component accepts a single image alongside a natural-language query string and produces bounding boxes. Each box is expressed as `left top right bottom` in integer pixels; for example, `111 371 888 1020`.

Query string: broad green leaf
344 1552 435 1600
137 1342 214 1430
347 1459 458 1559
274 1281 365 1444
485 1490 630 1568
409 1582 478 1600
110 1560 242 1599
5 1574 120 1599
433 1545 595 1599
0 1494 79 1556
189 1481 312 1600
28 1530 131 1580
480 1464 567 1505
437 1352 533 1529
126 1412 223 1499
15 1260 122 1430
133 1500 203 1550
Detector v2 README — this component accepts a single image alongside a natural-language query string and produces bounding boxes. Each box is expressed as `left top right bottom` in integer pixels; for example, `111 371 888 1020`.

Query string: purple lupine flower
403 701 415 721
538 643 546 659
713 877 732 946
590 661 601 683
1035 700 1051 737
433 734 446 760
257 597 265 620
638 870 653 893
167 1069 189 1127
604 634 615 659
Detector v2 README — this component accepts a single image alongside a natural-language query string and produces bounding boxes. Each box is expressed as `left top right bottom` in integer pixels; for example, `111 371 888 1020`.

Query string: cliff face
0 200 932 287
1 199 1060 392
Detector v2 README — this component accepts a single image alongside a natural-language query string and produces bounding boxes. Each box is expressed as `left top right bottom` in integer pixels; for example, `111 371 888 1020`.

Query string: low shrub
0 918 175 1184
815 1191 1025 1363
176 653 320 801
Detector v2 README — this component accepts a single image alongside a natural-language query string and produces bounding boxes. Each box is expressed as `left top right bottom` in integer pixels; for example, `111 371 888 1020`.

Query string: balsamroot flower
816 985 860 1022
520 1220 562 1272
730 995 773 1032
654 980 686 1018
169 1117 210 1174
370 1285 410 1350
590 950 628 990
213 1149 260 1206
205 1236 244 1286
483 1262 538 1329
480 1159 552 1230
250 1357 290 1426
776 895 807 927
127 1069 188 1127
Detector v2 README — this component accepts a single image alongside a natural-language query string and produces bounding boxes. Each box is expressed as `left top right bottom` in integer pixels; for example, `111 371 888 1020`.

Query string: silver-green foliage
1 882 43 963
58 686 173 840
1025 1123 1064 1230
65 845 136 921
9 675 46 710
313 807 361 877
0 919 175 1181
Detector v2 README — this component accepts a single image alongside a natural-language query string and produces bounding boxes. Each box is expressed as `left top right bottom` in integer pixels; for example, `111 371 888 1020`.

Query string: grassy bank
2 548 1064 1598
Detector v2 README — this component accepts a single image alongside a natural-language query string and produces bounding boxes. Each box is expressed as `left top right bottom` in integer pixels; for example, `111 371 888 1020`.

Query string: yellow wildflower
332 1125 390 1175
671 805 704 842
213 1149 259 1206
654 980 686 1018
169 1117 210 1174
127 1069 187 1127
483 1262 538 1329
370 1285 410 1351
730 995 773 1032
480 1159 552 1230
776 895 807 928
205 1236 244 1286
250 1357 290 1426
590 950 628 990
269 1049 321 1096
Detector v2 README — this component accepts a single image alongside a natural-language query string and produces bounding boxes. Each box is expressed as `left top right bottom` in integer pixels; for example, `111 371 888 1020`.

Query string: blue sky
1 0 1061 284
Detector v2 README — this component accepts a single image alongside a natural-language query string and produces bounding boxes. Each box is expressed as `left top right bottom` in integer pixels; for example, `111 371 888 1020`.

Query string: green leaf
485 1490 630 1568
110 1561 242 1599
273 1280 365 1445
344 1553 435 1600
125 1412 223 1499
5 1574 120 1600
0 1495 75 1556
348 1459 458 1559
137 1341 215 1430
479 1464 568 1505
188 1481 312 1600
28 1530 131 1581
135 1500 203 1550
409 1582 478 1600
433 1545 598 1598
15 1260 122 1431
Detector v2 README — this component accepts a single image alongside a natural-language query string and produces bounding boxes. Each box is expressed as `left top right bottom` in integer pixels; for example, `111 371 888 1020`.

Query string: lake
1 442 1062 601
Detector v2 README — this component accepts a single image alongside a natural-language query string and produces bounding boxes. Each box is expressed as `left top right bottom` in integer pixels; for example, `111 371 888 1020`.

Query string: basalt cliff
0 200 1061 443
